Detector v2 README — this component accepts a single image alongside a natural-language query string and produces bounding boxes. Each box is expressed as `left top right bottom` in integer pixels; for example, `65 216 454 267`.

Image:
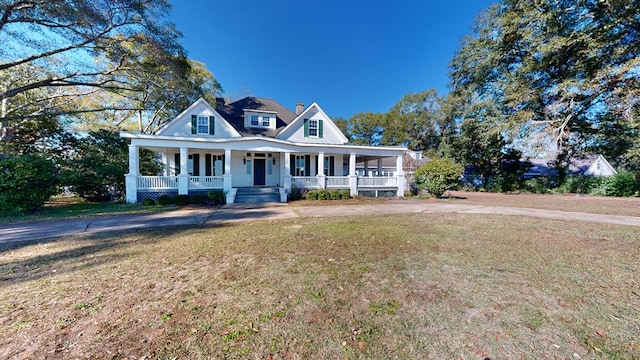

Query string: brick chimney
296 102 304 115
215 97 226 109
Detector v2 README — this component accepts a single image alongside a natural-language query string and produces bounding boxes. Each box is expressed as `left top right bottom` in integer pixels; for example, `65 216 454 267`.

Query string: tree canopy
0 0 221 141
449 0 639 164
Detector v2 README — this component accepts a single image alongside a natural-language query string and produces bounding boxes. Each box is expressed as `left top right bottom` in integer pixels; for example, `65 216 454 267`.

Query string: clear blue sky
169 1 496 118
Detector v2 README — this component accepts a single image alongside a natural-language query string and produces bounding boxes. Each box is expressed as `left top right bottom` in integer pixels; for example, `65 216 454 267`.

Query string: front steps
234 187 281 204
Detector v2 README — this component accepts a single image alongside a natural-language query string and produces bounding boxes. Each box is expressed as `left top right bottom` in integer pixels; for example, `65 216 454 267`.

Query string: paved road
2 200 640 245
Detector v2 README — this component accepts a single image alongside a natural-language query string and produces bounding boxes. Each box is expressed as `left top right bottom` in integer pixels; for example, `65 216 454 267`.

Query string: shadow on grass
0 222 232 286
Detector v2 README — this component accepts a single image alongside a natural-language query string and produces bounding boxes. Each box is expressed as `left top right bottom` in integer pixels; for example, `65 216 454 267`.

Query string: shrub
339 190 351 199
523 178 551 194
142 198 156 206
207 190 225 205
305 190 319 200
173 194 190 206
555 175 603 194
413 157 464 198
329 189 341 200
604 170 637 197
190 194 207 204
0 154 59 213
157 194 173 205
317 190 331 200
289 187 304 201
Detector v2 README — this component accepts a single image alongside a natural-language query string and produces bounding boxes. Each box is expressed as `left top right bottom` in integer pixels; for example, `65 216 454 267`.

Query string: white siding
282 107 346 145
157 100 241 138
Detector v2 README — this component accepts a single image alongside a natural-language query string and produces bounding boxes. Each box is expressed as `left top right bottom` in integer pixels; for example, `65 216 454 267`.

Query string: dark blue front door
254 159 266 186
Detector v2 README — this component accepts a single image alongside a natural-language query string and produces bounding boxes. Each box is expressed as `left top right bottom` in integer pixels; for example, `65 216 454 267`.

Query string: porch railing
292 176 318 188
189 176 224 189
326 176 350 188
358 176 397 188
138 176 178 189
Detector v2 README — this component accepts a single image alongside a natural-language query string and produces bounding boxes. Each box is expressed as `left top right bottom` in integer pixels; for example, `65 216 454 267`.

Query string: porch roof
121 131 408 157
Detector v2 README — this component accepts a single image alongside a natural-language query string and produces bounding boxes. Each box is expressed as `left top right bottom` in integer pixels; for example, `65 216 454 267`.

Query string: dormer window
245 110 276 129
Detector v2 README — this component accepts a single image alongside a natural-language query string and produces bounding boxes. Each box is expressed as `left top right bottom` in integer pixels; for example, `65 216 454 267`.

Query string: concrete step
234 187 281 204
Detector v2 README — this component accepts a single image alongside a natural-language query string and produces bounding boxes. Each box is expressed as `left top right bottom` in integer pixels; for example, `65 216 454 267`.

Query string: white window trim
308 120 318 137
197 116 209 134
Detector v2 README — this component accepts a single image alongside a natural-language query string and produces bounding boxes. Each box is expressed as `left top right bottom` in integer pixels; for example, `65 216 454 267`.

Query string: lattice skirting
136 190 178 202
357 190 397 197
136 190 223 202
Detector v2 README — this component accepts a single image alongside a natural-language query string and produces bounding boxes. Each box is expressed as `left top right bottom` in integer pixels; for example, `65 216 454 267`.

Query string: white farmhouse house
121 97 408 203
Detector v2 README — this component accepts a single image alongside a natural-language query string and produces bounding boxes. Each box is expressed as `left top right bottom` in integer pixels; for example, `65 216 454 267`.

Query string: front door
254 159 266 186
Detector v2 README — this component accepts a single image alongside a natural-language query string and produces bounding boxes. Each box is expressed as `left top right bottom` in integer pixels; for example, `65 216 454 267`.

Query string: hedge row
305 189 351 200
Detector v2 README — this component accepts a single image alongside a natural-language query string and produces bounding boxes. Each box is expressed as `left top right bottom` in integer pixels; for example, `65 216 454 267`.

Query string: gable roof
276 102 349 144
215 97 296 137
156 97 241 137
523 154 617 178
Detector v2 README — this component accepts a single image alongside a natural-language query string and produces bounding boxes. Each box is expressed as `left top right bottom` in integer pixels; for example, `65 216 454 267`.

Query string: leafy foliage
604 171 638 197
340 89 448 151
0 154 59 213
449 0 640 174
62 130 159 202
413 158 464 198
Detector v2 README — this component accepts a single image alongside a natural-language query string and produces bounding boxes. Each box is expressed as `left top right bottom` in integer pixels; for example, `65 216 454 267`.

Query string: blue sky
169 1 496 118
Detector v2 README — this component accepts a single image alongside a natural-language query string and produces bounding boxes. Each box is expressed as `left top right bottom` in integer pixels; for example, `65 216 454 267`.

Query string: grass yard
0 196 177 224
447 191 640 217
1 213 639 359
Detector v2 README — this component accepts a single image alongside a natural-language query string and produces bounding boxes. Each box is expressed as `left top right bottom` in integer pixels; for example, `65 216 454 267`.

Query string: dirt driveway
1 193 640 245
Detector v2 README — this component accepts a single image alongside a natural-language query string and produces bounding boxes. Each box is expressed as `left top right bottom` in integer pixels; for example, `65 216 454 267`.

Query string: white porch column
161 152 170 176
396 154 405 197
178 146 189 195
128 145 139 175
349 153 357 197
377 158 383 176
223 149 232 192
283 152 292 192
317 152 326 189
125 145 139 203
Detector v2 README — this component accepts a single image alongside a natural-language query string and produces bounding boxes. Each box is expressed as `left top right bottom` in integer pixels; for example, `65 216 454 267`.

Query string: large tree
384 89 450 151
449 0 640 168
0 0 189 141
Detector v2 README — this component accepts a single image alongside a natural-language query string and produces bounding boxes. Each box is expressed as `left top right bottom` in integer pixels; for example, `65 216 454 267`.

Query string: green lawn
1 213 638 359
0 196 175 224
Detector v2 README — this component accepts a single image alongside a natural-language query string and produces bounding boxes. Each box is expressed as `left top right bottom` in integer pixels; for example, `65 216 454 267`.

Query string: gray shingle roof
215 97 297 137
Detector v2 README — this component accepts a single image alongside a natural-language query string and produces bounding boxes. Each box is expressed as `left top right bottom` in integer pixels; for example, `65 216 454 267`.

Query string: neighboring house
523 154 618 179
121 97 408 203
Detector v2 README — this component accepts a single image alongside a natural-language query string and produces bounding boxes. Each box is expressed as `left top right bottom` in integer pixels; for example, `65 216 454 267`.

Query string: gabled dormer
276 102 349 145
156 98 241 138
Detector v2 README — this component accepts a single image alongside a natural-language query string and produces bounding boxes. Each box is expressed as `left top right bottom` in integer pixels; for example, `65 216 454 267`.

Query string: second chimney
296 102 304 115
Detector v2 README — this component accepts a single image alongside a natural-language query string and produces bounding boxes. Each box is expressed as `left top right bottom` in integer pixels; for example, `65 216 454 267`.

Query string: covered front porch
122 135 406 203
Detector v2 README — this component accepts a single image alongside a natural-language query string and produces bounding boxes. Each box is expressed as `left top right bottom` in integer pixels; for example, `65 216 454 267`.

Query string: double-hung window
262 116 270 127
197 116 209 134
308 120 318 137
251 115 259 126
